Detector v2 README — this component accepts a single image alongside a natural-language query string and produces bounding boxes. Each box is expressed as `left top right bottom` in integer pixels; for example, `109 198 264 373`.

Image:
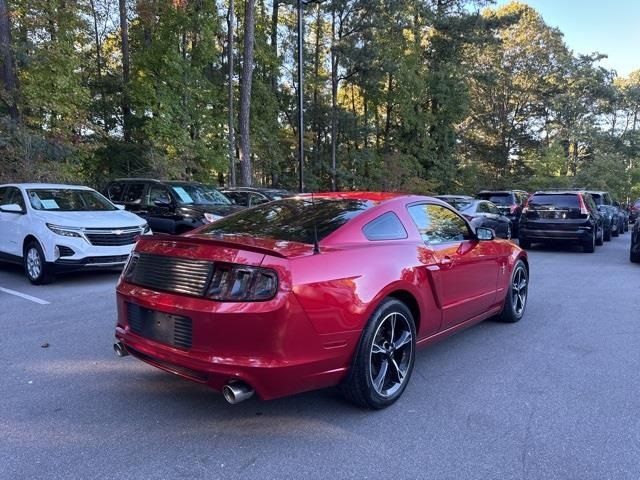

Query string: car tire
496 260 528 323
596 227 604 246
612 224 619 237
583 230 596 253
604 227 611 242
519 238 531 249
505 224 512 240
340 298 416 409
24 241 54 285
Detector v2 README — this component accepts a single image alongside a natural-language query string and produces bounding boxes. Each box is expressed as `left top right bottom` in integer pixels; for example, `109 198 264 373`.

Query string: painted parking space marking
0 287 50 305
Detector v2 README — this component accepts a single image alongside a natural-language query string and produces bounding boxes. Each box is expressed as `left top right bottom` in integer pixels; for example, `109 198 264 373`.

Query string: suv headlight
46 223 83 238
204 213 223 223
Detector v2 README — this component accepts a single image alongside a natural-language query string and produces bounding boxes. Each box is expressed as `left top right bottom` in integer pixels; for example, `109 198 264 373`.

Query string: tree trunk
0 0 19 121
330 7 338 191
89 0 107 127
227 0 236 186
270 0 279 93
119 0 132 142
238 0 255 186
312 5 321 181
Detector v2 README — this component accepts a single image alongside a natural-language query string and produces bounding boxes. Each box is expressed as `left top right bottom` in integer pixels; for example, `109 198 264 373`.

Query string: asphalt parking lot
1 235 640 480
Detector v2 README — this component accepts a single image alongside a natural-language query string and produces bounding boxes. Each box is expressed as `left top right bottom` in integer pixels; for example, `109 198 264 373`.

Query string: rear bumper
114 283 359 400
519 226 593 242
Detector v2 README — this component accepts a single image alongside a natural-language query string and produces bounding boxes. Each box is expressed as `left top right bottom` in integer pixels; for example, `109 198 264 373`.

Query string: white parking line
0 287 50 305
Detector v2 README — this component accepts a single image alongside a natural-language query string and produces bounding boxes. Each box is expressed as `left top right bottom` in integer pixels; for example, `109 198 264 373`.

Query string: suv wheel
604 226 611 241
24 241 54 285
596 227 604 246
583 230 596 253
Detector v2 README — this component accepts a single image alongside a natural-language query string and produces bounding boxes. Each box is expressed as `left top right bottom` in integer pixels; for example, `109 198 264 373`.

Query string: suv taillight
578 195 590 215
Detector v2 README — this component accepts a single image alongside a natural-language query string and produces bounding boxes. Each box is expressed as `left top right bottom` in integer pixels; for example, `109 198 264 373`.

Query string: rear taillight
578 195 590 215
206 264 278 301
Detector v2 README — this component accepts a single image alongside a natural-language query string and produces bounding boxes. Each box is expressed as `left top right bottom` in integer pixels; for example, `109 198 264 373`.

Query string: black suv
519 190 603 253
104 179 244 234
476 190 528 235
586 190 619 241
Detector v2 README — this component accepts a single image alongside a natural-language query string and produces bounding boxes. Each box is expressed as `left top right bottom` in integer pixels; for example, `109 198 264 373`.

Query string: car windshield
477 193 513 205
169 184 231 206
27 188 116 211
198 198 372 244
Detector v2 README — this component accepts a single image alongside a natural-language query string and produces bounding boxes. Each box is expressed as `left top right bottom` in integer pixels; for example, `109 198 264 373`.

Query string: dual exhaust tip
113 342 254 404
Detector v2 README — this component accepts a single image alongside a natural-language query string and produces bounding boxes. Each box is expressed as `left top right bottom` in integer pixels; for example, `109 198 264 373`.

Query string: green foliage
0 0 638 201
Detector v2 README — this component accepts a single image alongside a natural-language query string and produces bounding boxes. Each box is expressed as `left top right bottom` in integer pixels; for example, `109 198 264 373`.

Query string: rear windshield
477 193 513 205
529 194 579 210
27 188 116 211
198 198 372 244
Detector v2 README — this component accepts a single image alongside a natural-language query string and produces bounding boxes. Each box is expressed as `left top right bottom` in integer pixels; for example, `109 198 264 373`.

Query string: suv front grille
124 253 213 297
85 227 142 246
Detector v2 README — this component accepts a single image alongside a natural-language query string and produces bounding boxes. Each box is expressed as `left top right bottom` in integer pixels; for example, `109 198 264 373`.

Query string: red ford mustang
114 192 529 409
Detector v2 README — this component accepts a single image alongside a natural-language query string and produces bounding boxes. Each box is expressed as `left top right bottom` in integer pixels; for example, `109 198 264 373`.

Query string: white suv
0 183 150 284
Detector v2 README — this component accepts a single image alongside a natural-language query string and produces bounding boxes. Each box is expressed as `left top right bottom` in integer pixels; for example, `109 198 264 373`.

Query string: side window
363 212 408 241
107 182 124 202
407 204 470 245
487 203 500 215
586 195 598 213
146 185 172 207
250 193 268 206
0 187 8 206
123 183 146 204
477 202 490 214
228 191 249 206
8 188 26 210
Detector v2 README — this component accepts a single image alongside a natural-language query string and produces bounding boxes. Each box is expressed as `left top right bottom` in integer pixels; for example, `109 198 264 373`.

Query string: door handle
440 256 454 269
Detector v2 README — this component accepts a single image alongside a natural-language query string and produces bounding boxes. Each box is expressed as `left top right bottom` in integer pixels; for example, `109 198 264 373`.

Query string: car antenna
311 192 321 255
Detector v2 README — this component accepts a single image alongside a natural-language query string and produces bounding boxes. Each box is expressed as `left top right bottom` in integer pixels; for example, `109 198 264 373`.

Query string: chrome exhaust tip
222 381 255 404
113 342 129 357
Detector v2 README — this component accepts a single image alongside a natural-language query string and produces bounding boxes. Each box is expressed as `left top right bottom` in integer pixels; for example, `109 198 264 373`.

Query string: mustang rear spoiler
136 233 290 258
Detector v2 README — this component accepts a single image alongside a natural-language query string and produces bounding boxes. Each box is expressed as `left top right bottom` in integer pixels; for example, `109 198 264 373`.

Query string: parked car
0 183 149 284
436 196 512 239
614 201 630 232
630 199 640 223
459 200 513 239
586 191 618 241
114 192 529 409
475 190 528 235
519 190 604 252
104 179 244 234
631 217 640 263
220 187 294 207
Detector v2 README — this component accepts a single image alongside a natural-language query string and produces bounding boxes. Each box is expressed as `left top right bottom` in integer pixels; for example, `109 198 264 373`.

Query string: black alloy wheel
496 260 528 323
341 298 416 409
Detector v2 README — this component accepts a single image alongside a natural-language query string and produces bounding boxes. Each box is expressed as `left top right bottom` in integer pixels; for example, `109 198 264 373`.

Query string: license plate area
127 303 193 349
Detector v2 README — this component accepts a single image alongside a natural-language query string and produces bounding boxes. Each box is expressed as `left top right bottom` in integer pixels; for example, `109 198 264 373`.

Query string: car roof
477 190 522 194
533 190 584 195
1 183 94 190
221 186 291 193
435 195 473 200
296 191 406 203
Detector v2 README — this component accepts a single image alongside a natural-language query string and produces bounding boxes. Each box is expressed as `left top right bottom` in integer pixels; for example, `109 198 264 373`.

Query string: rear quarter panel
288 242 441 338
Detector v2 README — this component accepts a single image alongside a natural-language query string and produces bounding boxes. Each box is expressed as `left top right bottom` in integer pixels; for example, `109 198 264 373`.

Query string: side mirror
476 227 495 241
0 203 24 214
153 197 172 207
